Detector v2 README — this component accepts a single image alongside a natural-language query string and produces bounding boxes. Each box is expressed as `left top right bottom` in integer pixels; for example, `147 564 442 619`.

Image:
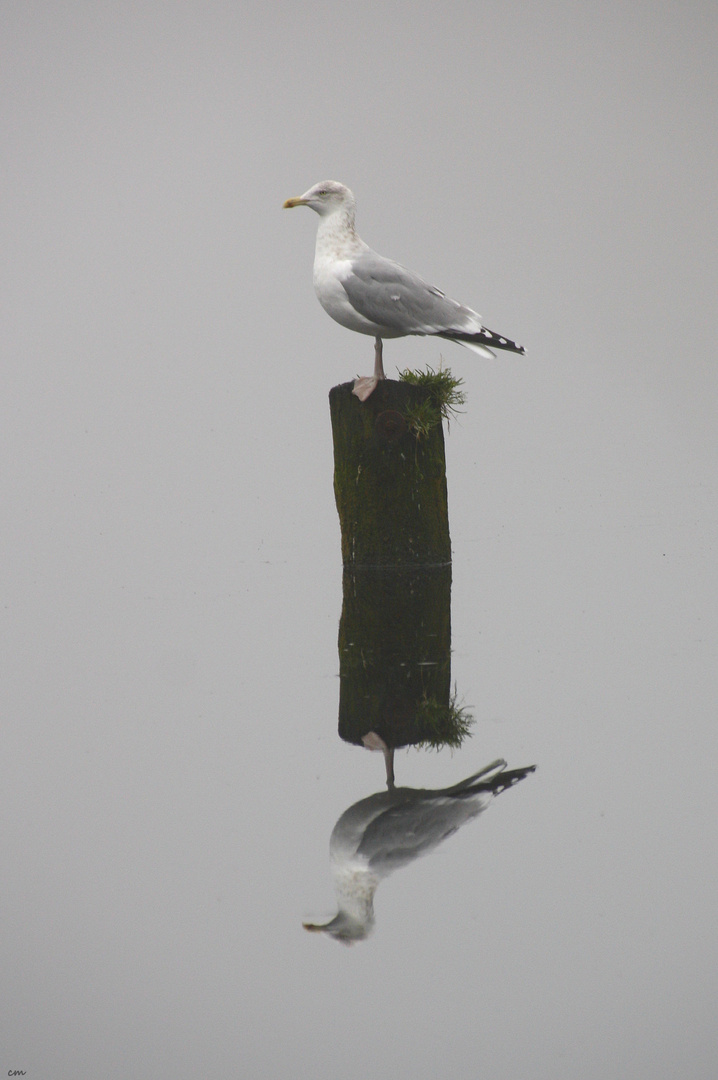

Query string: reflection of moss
414 687 474 750
399 365 466 439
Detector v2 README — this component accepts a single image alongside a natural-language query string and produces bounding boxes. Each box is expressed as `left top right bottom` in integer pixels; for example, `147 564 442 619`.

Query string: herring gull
283 180 525 400
303 755 536 942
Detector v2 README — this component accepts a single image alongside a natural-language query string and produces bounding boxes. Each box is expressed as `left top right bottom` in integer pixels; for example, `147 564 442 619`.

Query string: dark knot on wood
375 410 407 442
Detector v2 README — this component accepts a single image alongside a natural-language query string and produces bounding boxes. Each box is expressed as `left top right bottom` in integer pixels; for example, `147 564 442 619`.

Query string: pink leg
373 337 385 381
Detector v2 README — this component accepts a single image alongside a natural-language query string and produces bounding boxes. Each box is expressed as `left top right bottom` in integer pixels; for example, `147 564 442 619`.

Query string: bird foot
352 376 380 401
362 732 388 751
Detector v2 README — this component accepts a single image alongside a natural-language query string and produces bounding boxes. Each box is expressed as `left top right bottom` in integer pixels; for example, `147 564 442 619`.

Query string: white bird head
283 180 355 217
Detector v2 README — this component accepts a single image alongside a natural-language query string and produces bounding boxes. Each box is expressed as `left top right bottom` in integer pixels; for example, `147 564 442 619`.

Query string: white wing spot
391 294 400 301
499 338 507 345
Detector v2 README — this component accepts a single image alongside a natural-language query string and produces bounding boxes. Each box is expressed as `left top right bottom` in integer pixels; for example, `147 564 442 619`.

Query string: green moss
401 397 439 441
413 687 474 750
399 364 466 438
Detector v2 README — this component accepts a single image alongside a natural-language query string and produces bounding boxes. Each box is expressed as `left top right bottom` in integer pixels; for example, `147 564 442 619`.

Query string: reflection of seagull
304 756 536 943
283 181 525 400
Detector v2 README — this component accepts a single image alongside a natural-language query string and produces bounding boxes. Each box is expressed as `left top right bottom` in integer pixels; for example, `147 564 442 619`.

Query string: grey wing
341 250 482 335
357 796 487 872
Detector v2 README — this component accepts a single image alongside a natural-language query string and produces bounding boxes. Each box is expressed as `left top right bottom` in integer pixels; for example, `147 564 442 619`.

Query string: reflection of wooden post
329 380 451 566
338 565 452 749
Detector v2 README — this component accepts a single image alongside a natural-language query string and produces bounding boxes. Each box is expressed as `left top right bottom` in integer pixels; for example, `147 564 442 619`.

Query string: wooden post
331 378 458 751
329 379 451 566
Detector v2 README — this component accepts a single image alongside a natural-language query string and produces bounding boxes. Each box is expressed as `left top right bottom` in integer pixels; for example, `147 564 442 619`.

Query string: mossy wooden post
329 379 451 566
331 377 459 755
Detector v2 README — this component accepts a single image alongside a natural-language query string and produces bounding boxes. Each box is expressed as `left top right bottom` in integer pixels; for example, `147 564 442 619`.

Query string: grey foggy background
2 1 717 1077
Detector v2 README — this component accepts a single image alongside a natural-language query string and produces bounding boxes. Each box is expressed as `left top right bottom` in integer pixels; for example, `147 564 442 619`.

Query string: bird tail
437 326 525 358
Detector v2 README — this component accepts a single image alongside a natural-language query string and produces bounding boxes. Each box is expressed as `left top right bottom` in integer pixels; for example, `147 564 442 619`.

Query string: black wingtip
441 326 525 355
477 326 525 355
453 763 536 799
489 764 536 793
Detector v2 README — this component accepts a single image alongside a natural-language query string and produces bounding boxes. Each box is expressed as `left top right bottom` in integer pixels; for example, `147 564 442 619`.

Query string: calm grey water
4 355 715 1077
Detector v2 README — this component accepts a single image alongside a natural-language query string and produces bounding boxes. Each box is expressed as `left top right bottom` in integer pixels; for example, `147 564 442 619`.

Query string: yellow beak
283 196 307 208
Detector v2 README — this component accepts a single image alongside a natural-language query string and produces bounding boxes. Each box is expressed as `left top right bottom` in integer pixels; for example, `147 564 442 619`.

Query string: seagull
283 181 525 400
303 755 536 943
